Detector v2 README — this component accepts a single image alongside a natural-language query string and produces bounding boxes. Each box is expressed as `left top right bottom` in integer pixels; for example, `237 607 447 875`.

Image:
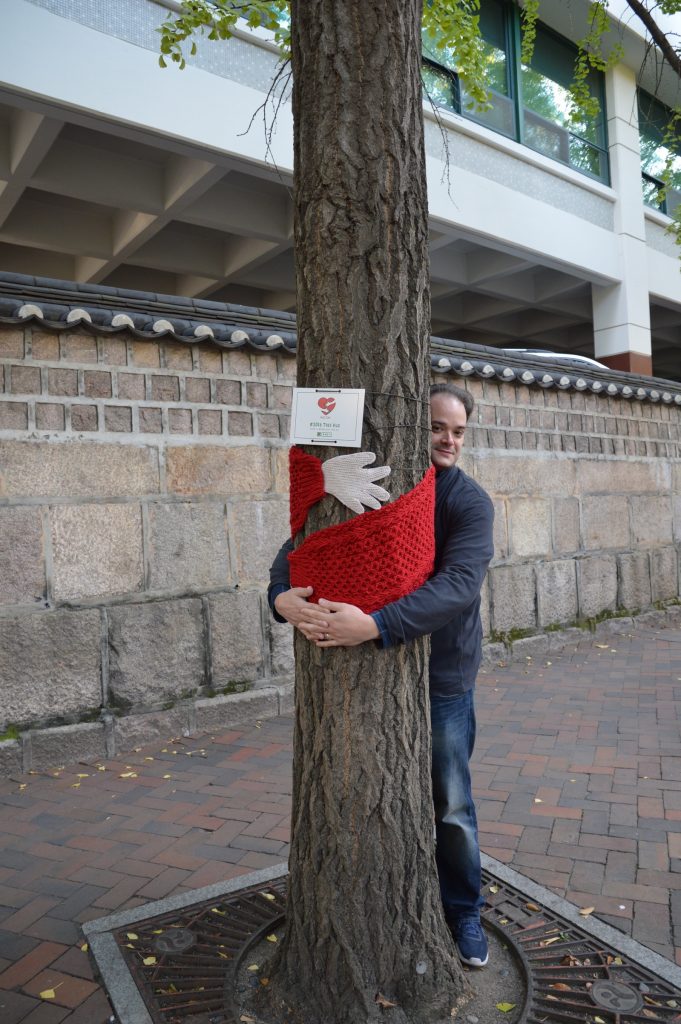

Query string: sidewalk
0 616 679 1023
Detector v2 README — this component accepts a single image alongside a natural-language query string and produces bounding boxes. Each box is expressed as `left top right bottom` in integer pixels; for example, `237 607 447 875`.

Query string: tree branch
623 0 681 78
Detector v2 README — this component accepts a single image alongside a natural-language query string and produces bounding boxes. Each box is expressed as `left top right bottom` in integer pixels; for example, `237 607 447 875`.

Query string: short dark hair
430 381 474 420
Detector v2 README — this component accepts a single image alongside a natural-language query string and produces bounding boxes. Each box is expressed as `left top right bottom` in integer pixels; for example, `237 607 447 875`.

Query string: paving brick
0 990 40 1024
19 1002 70 1023
0 941 67 988
22 969 99 1009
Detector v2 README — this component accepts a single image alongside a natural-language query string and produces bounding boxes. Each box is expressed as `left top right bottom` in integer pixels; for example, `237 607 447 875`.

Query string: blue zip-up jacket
268 465 494 697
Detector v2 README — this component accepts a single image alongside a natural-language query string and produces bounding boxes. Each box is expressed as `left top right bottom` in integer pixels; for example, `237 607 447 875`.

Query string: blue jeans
431 689 483 923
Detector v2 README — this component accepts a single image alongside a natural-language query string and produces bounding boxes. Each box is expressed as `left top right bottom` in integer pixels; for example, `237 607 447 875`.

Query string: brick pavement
0 619 679 1022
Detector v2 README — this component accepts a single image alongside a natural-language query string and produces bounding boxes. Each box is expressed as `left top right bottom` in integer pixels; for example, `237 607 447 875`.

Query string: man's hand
303 598 379 648
274 587 331 640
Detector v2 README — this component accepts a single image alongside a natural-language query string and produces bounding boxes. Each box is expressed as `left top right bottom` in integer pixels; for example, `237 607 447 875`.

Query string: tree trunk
257 2 469 1021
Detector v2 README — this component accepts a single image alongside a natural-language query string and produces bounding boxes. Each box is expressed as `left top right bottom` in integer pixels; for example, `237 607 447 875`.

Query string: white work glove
321 452 391 515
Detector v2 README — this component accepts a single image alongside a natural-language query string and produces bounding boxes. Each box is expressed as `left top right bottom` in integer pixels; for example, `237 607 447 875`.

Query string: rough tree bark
255 2 469 1023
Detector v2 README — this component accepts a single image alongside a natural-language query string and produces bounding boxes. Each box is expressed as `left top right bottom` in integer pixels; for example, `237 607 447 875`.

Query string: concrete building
1 0 680 380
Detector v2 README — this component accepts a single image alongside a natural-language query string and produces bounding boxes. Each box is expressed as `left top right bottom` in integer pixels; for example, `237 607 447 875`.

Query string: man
269 382 495 968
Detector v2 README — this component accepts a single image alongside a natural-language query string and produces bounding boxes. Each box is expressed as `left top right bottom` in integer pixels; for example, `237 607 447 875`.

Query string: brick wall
0 322 679 770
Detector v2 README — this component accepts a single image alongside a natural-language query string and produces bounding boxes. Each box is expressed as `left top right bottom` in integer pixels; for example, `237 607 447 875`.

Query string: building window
638 91 681 217
422 0 609 184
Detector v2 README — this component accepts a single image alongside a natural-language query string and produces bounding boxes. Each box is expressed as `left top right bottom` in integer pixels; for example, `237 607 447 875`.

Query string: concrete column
593 63 652 375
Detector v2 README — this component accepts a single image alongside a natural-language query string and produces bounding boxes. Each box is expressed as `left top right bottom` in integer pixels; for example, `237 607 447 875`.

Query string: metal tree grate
107 869 681 1024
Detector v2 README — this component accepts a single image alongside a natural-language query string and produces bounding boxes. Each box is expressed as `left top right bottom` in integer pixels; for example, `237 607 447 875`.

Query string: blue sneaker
451 914 489 968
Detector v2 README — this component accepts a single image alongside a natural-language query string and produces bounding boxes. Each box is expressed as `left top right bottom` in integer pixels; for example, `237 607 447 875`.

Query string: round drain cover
590 980 643 1014
153 927 197 955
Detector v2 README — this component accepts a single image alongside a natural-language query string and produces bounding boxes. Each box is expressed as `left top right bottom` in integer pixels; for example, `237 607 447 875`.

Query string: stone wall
0 322 680 771
0 324 295 771
457 377 681 644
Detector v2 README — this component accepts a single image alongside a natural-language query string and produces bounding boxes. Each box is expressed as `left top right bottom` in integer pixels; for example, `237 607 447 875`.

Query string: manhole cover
103 869 681 1023
591 979 645 1013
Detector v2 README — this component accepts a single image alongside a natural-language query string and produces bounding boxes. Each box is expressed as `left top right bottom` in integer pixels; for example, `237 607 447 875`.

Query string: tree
158 3 681 1021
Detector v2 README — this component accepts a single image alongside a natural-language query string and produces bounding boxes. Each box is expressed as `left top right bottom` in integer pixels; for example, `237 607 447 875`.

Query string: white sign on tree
290 388 366 446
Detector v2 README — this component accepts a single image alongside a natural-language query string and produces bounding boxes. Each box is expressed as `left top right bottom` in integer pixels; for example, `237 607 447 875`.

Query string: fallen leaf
488 884 499 894
39 983 63 1000
144 757 154 762
97 765 106 771
143 956 157 966
80 943 88 952
163 774 172 780
499 918 509 925
266 934 278 943
260 977 269 986
18 783 27 791
496 1003 516 1013
71 783 80 789
119 772 137 779
579 906 595 917
247 964 259 972
76 773 89 778
260 892 276 901
534 798 543 803
376 993 399 1008
595 1017 607 1023
127 933 139 940
525 902 541 912
595 643 609 649
210 907 225 916
218 951 230 960
540 936 560 946
240 1016 256 1023
550 983 571 991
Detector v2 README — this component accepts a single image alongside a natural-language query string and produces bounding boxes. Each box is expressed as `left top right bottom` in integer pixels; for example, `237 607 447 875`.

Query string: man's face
430 393 468 470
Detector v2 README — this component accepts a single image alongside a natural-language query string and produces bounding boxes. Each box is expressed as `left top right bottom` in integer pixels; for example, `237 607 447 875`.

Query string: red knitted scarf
288 447 436 614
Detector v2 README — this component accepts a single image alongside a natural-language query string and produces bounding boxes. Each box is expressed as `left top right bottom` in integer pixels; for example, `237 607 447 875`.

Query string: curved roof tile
0 272 679 404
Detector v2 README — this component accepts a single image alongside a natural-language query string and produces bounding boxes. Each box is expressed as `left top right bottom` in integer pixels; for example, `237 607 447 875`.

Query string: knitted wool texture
289 446 326 537
289 465 436 613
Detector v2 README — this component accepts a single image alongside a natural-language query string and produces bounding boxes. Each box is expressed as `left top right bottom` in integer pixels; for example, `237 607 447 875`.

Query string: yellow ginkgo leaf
71 783 80 789
76 773 89 778
579 906 595 916
488 884 499 894
247 964 259 972
143 956 157 966
496 1003 516 1013
260 892 276 900
163 774 172 780
266 934 278 943
119 772 137 778
80 943 88 952
40 989 56 1000
127 933 139 940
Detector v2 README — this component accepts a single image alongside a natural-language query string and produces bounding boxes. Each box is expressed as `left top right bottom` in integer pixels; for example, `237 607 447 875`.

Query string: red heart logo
317 396 336 416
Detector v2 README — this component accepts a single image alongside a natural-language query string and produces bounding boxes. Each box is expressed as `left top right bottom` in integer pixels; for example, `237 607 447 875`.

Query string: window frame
422 0 610 186
638 89 681 218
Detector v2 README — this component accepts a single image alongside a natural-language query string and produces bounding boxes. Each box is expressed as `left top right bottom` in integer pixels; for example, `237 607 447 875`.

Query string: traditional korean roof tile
0 272 679 405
